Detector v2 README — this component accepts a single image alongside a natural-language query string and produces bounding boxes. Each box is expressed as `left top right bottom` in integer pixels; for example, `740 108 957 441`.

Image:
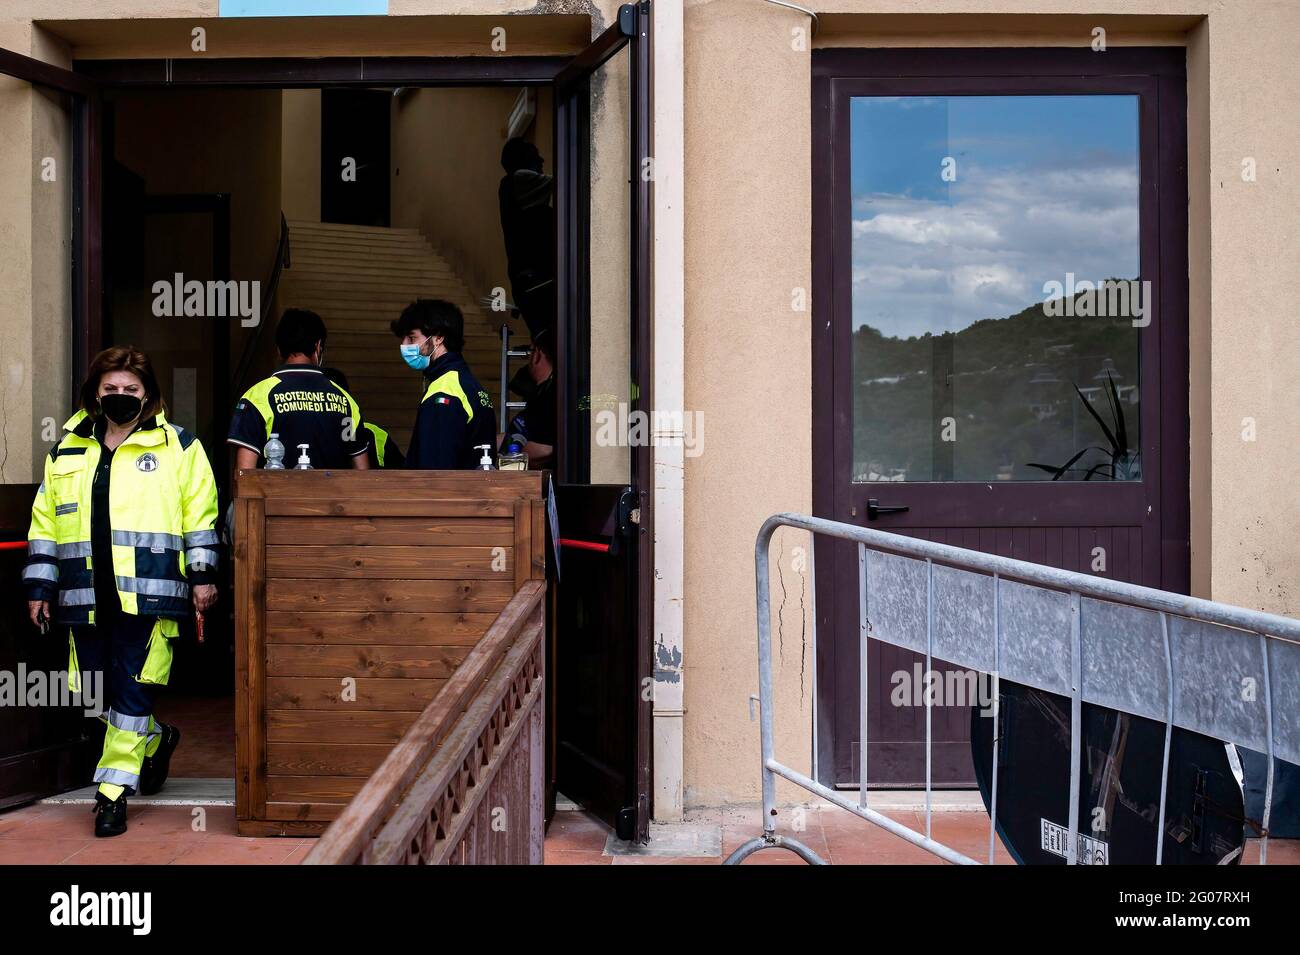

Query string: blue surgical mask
401 338 430 371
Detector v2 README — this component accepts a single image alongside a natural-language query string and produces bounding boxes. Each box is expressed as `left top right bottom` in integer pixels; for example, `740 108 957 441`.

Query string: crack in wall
776 539 788 666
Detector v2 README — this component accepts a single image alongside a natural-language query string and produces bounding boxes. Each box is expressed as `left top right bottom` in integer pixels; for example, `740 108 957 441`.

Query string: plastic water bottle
294 444 313 470
498 440 528 471
264 433 286 470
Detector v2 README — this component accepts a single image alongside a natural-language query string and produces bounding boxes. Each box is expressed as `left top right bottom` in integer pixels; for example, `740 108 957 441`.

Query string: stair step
290 226 425 242
285 218 506 445
291 237 434 250
283 278 468 295
287 290 483 304
284 261 457 276
289 220 423 235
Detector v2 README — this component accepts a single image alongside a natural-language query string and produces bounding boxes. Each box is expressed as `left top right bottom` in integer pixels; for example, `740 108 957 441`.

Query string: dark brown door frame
4 28 657 835
0 48 102 403
70 53 570 374
811 47 1190 787
71 16 657 837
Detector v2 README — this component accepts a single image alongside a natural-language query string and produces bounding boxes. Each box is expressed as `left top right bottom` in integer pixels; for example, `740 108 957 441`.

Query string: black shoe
140 722 181 796
94 792 128 837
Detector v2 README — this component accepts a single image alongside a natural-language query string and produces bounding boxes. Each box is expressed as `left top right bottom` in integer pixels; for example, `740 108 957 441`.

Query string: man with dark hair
228 308 370 470
392 299 495 469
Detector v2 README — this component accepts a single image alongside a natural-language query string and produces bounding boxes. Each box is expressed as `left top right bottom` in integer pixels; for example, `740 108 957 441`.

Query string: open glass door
552 2 653 843
0 49 103 807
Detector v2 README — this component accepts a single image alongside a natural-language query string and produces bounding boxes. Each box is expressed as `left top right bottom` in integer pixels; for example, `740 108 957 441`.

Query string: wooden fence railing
304 580 546 864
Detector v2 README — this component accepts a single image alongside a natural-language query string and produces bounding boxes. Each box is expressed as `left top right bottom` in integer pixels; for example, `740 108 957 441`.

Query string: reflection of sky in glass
850 96 1140 339
220 0 388 15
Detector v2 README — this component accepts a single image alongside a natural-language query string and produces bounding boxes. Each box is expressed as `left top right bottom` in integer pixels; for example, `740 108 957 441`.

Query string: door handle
866 498 910 521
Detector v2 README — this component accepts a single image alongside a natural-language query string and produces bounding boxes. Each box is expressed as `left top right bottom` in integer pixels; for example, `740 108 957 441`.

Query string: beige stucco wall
281 89 321 223
680 0 1300 806
0 23 74 485
389 85 553 308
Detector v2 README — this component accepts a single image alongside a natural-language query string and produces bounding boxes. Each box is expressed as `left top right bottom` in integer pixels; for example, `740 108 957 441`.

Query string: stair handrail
233 211 291 395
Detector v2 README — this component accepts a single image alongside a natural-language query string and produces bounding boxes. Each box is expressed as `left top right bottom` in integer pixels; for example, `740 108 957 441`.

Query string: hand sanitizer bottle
475 444 495 471
264 433 286 470
294 444 313 470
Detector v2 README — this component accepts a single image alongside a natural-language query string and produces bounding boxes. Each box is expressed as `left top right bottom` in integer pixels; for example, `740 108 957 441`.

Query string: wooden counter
233 469 546 837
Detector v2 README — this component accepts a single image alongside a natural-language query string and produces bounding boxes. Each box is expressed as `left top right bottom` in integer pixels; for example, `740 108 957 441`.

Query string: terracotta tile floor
3 795 1295 865
547 804 1300 865
0 802 312 865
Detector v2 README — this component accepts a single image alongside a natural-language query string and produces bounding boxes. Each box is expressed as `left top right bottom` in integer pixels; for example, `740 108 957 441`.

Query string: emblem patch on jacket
136 453 159 472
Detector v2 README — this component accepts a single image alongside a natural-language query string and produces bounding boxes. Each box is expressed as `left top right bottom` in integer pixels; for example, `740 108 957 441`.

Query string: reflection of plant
1026 374 1137 481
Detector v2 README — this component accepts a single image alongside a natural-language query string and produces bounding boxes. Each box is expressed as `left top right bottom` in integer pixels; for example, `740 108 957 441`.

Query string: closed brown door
812 49 1189 789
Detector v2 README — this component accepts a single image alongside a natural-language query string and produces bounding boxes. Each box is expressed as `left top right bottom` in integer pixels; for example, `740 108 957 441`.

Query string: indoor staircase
279 219 519 453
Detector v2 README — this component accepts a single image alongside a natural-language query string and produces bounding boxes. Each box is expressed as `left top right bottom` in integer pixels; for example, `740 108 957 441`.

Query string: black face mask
99 393 143 426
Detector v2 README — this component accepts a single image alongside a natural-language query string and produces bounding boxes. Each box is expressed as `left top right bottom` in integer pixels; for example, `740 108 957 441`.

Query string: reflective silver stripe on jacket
56 541 93 560
184 530 219 547
54 502 78 516
111 530 184 551
22 564 57 582
115 577 188 599
186 548 219 570
28 539 56 557
59 588 96 606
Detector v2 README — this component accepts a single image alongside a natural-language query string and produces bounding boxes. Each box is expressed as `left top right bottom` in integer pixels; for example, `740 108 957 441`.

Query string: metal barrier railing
725 513 1300 866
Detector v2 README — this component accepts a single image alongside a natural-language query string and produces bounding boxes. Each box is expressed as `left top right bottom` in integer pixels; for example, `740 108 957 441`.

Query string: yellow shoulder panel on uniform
240 376 281 421
422 370 473 419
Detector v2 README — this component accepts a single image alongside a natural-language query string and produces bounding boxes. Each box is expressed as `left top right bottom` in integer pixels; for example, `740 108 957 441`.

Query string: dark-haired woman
22 345 219 837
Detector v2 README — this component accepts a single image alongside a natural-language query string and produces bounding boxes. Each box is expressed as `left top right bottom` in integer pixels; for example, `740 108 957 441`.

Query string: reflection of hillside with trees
853 288 1142 483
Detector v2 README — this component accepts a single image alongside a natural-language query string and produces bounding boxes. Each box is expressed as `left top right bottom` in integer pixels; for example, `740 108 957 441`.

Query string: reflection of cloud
852 161 1140 338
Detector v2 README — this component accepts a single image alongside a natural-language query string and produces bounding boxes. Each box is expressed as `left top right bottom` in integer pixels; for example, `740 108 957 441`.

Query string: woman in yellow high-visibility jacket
22 345 219 837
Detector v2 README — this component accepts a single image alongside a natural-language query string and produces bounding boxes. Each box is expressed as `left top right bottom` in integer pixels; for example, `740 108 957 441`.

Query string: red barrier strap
0 541 27 551
558 538 611 554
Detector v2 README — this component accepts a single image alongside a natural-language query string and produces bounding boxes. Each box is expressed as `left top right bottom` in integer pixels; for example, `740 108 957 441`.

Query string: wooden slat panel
264 802 346 822
268 644 471 679
267 775 369 804
238 469 544 499
267 676 446 711
266 545 510 579
306 582 544 864
266 578 513 612
514 500 531 592
266 516 513 547
268 742 392 777
530 497 546 581
268 710 417 744
234 498 252 819
265 498 512 518
266 611 495 645
246 497 268 818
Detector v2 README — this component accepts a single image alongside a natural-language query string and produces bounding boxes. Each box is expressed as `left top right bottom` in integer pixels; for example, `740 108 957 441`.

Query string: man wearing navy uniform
228 308 370 470
391 299 495 470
